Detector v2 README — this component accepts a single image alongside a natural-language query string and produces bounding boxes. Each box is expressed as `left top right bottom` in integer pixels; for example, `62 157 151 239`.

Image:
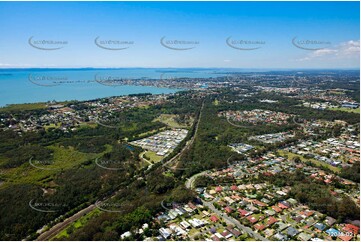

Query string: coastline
0 84 183 108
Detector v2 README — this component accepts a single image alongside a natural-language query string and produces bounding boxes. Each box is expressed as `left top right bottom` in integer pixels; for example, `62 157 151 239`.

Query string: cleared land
0 144 111 187
0 103 47 112
153 114 193 128
329 107 360 113
278 150 341 173
52 208 101 240
144 150 163 163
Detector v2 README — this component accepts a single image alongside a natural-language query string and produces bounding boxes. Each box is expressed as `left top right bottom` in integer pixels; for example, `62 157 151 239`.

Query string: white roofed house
159 227 172 239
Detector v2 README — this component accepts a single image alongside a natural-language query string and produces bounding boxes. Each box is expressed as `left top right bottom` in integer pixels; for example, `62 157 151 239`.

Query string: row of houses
219 109 293 126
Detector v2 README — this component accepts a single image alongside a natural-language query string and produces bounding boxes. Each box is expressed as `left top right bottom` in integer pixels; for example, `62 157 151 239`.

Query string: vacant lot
154 114 193 128
279 150 341 173
0 103 47 112
144 151 163 163
329 107 360 114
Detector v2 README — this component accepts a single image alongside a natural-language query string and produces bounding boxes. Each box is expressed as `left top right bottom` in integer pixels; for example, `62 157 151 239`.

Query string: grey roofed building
157 214 171 222
159 227 172 239
264 209 276 216
275 222 289 232
279 200 291 208
239 200 249 207
287 227 299 237
325 216 336 226
305 217 316 227
298 232 312 241
273 232 288 241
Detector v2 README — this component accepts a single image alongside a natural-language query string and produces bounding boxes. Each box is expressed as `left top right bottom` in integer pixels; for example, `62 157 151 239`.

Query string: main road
36 204 95 241
35 100 205 240
162 100 205 170
185 171 208 189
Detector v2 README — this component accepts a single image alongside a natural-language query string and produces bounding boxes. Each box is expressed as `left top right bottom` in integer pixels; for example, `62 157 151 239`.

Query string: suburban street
186 172 268 241
203 200 268 241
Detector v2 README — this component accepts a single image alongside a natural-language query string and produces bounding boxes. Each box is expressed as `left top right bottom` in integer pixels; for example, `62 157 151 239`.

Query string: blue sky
0 1 359 69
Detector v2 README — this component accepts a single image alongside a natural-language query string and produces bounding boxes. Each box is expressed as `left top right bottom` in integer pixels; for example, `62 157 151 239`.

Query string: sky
0 1 359 69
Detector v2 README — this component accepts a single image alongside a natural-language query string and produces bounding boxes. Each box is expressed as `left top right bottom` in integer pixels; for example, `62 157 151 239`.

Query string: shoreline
0 85 184 108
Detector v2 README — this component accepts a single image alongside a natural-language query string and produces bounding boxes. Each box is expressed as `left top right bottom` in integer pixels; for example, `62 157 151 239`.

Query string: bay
0 68 222 107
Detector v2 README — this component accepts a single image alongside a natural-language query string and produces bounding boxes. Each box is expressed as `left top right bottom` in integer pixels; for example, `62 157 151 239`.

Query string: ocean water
0 68 225 107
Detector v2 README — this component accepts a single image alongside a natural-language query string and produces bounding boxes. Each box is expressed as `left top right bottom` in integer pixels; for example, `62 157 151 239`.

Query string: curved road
185 171 208 189
226 117 249 128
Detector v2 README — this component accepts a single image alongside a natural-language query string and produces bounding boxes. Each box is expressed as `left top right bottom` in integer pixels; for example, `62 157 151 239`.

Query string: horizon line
0 67 360 71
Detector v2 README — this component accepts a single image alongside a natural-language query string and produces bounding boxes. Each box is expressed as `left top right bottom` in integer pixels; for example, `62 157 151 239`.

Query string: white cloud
337 40 360 56
312 48 338 57
295 39 360 62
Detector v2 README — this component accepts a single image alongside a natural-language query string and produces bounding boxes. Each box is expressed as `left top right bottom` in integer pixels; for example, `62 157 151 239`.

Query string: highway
36 205 95 241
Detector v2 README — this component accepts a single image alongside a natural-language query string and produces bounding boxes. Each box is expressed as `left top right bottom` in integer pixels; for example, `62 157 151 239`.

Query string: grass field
279 150 341 173
0 144 112 188
44 122 62 131
329 107 360 113
144 151 163 163
79 122 98 129
154 114 193 128
0 103 47 112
